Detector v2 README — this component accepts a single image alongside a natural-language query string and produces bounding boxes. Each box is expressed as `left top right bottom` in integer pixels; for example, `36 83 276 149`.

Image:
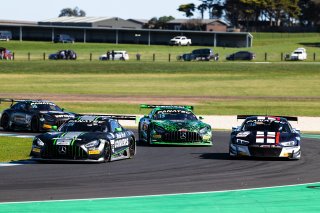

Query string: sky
0 0 205 22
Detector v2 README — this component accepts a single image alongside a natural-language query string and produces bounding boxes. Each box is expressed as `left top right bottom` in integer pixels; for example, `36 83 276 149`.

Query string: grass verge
0 137 32 162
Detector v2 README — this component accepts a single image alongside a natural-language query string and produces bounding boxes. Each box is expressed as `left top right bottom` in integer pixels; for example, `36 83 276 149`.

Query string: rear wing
140 104 194 111
77 114 137 121
0 98 46 106
237 115 298 121
0 98 23 106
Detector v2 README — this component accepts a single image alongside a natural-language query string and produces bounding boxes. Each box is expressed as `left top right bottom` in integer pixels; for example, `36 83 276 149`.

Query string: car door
11 102 30 127
110 120 129 153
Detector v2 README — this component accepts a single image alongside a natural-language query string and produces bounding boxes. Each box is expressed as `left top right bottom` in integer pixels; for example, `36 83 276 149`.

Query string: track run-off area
0 131 320 212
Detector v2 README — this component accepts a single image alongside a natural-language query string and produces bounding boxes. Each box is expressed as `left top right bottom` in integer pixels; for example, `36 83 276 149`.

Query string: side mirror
144 115 148 118
232 126 238 132
115 127 122 132
61 108 65 111
199 116 204 120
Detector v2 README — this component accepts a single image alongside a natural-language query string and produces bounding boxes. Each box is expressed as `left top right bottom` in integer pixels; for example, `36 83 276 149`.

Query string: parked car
0 31 12 41
169 36 192 46
49 50 77 60
226 51 255 60
99 50 129 61
177 48 217 61
54 34 75 43
288 47 307 61
0 47 13 60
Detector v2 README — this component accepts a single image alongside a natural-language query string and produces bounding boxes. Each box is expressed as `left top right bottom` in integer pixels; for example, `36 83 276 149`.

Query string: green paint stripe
1 182 320 212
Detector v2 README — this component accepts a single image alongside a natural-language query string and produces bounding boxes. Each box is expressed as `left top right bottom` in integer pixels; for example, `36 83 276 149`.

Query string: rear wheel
1 113 11 131
31 116 39 132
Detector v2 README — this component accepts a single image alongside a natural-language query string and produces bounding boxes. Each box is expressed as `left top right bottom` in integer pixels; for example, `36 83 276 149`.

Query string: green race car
138 104 212 146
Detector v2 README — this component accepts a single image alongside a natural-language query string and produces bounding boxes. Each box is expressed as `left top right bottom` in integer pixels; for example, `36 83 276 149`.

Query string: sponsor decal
115 132 126 138
32 148 41 153
236 131 251 137
114 138 129 148
55 114 73 118
153 134 161 139
156 109 191 114
89 150 100 155
56 141 71 145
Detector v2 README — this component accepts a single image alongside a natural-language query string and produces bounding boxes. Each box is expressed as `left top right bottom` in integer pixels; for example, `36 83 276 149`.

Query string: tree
197 2 208 19
59 7 86 17
146 16 175 29
177 3 196 17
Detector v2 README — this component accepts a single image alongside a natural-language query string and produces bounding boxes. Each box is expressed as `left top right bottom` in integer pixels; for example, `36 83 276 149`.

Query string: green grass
0 137 32 162
0 33 319 116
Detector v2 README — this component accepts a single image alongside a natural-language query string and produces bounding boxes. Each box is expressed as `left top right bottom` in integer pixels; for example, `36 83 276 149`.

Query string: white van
99 51 129 61
0 31 12 41
290 47 307 60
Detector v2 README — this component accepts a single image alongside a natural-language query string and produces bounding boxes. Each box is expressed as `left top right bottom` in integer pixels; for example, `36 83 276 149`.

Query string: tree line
178 0 320 30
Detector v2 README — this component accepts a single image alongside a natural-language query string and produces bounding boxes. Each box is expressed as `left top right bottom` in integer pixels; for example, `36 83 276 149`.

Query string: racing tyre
103 142 112 162
147 128 152 145
1 113 11 131
31 116 40 132
129 137 136 158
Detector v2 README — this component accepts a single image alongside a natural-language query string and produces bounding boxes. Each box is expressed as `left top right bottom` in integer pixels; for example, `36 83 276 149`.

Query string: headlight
199 127 210 134
280 141 296 147
154 126 165 134
235 139 250 145
85 140 100 148
43 114 55 122
35 138 44 147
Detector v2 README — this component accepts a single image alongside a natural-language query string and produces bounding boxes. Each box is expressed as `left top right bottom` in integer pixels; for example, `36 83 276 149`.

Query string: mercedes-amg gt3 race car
138 104 212 146
229 115 301 160
0 99 75 132
30 115 136 162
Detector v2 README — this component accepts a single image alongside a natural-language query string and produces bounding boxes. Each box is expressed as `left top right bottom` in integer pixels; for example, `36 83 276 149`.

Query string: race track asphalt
0 130 319 202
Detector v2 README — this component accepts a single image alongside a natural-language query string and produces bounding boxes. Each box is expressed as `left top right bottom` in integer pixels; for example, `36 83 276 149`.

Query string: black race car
0 99 75 132
30 115 136 162
229 115 301 160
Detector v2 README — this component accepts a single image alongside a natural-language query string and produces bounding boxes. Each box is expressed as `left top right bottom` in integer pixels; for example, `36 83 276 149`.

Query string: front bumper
150 131 212 146
230 144 301 159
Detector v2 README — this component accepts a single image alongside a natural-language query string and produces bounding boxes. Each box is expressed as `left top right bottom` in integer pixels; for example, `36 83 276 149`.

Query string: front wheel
31 116 39 132
103 142 112 162
1 113 11 131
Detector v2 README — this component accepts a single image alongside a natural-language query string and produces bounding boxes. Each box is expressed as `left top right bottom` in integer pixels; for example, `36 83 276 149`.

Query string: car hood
39 111 75 119
151 120 209 132
38 131 104 145
235 131 297 144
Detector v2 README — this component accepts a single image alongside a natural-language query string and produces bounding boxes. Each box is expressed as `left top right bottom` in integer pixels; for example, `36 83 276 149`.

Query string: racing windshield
154 109 197 121
241 120 291 133
59 121 107 132
31 102 62 111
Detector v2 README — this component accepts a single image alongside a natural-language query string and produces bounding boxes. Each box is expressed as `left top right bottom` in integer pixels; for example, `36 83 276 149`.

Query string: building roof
39 16 115 23
127 19 149 25
0 19 37 26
